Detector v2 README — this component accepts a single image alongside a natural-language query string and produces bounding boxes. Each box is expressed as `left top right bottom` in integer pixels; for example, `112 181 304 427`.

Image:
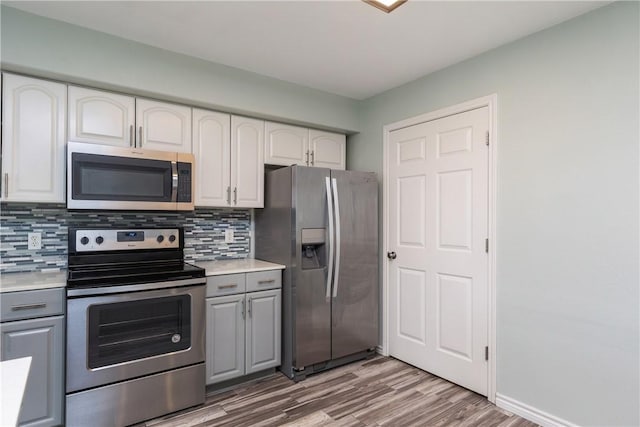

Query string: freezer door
293 166 333 369
330 170 379 359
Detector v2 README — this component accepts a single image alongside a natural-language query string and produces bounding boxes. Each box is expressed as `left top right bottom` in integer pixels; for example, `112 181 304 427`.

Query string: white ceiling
5 1 607 100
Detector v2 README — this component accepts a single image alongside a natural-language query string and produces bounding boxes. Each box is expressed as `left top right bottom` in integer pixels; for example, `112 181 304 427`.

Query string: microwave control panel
177 162 192 203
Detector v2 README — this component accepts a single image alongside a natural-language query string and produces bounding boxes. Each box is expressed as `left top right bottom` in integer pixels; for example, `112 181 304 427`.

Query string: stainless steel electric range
65 227 206 427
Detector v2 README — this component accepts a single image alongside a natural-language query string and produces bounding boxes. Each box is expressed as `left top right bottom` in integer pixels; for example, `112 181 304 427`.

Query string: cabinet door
0 316 64 427
264 121 309 166
245 289 281 374
205 294 245 384
231 116 264 208
309 130 346 170
136 99 192 153
1 74 66 203
68 86 135 147
193 109 231 207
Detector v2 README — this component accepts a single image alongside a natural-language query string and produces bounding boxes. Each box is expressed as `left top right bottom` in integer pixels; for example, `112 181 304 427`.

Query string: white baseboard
495 393 578 427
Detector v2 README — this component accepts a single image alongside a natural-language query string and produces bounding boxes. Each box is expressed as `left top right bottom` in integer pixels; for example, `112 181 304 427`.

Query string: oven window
87 295 191 368
72 153 173 201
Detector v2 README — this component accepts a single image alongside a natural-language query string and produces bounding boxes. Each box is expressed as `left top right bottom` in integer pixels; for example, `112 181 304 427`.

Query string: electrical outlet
28 232 42 250
224 229 234 244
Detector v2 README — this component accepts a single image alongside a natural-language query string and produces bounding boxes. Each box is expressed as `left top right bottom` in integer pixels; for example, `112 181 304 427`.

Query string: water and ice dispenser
301 228 326 270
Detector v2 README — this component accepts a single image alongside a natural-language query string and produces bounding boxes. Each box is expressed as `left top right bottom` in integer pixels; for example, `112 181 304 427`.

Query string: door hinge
485 131 490 146
485 346 489 361
485 238 489 253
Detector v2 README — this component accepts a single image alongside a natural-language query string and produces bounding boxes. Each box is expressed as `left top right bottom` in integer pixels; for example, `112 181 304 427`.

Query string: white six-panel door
388 106 489 395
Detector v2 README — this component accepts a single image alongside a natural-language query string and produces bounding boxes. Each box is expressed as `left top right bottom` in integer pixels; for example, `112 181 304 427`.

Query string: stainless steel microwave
67 142 194 211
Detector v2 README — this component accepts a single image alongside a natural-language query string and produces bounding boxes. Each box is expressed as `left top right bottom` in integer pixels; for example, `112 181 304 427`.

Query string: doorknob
387 251 397 260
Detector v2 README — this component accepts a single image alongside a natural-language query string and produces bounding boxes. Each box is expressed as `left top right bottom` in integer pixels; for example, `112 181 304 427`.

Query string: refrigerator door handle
325 177 335 299
331 177 341 298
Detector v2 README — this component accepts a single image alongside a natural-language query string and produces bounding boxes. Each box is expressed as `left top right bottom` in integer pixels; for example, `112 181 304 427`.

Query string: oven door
67 141 186 211
66 284 205 393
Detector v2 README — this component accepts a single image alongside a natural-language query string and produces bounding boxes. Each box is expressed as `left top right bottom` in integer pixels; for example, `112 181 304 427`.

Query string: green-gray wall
351 2 639 426
2 2 638 426
0 6 359 132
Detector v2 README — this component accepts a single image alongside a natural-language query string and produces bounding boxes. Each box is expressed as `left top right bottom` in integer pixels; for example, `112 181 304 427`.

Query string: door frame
381 94 498 403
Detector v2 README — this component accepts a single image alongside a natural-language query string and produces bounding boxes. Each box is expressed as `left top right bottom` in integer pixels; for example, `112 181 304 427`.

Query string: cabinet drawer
206 274 246 297
1 288 64 322
246 270 281 292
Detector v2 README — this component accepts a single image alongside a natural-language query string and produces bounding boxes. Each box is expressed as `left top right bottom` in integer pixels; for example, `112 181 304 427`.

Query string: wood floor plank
322 382 393 420
279 410 334 427
145 356 538 427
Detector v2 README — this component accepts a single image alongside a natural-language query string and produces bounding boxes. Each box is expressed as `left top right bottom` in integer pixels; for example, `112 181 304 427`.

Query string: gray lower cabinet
0 289 64 427
205 293 245 384
245 289 281 374
205 270 281 385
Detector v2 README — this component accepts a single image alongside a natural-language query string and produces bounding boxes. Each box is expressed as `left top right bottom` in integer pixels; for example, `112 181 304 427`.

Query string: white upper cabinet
68 88 191 152
68 86 135 147
136 99 192 153
192 109 231 207
1 74 66 203
231 116 264 208
264 122 308 167
264 121 346 170
309 130 346 170
193 113 263 208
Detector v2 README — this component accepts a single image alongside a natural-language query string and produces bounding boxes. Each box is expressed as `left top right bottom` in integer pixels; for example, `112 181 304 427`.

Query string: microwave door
67 144 178 211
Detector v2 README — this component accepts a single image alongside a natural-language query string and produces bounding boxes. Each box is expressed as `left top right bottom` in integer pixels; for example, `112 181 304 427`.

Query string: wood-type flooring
141 356 538 427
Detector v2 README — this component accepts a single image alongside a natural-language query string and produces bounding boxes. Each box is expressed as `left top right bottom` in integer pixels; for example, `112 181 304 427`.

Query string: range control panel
73 228 180 252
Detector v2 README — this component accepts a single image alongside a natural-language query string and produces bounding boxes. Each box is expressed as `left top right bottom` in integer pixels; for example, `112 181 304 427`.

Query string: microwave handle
171 161 178 202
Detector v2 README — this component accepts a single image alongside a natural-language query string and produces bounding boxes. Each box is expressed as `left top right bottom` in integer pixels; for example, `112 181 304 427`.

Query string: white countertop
0 270 67 293
193 259 285 276
0 356 32 427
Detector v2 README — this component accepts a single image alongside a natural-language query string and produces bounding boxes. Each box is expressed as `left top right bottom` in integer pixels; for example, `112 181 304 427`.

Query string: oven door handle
67 277 205 297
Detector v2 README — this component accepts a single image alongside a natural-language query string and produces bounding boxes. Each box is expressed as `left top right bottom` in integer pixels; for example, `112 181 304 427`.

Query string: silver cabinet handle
12 303 46 311
241 299 245 319
233 187 237 205
3 173 8 198
325 176 335 299
258 279 275 285
218 283 237 290
248 298 252 317
226 186 231 205
129 124 134 147
331 177 341 298
310 150 315 166
305 150 309 166
138 126 143 147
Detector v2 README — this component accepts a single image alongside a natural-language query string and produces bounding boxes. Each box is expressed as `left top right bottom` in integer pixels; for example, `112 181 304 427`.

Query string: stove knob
80 236 89 245
157 235 164 243
168 235 176 243
95 236 104 245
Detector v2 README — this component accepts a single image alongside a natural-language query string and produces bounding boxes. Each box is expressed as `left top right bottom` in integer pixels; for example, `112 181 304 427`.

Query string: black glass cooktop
67 261 205 289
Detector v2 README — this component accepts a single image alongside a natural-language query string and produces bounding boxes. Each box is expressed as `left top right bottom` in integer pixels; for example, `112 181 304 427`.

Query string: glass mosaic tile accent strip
0 203 251 274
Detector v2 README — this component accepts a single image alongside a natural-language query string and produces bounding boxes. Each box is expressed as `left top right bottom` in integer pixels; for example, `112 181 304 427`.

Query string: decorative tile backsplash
0 203 251 274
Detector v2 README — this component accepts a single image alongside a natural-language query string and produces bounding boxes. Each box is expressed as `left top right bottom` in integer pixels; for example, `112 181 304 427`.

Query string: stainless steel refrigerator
255 165 378 381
